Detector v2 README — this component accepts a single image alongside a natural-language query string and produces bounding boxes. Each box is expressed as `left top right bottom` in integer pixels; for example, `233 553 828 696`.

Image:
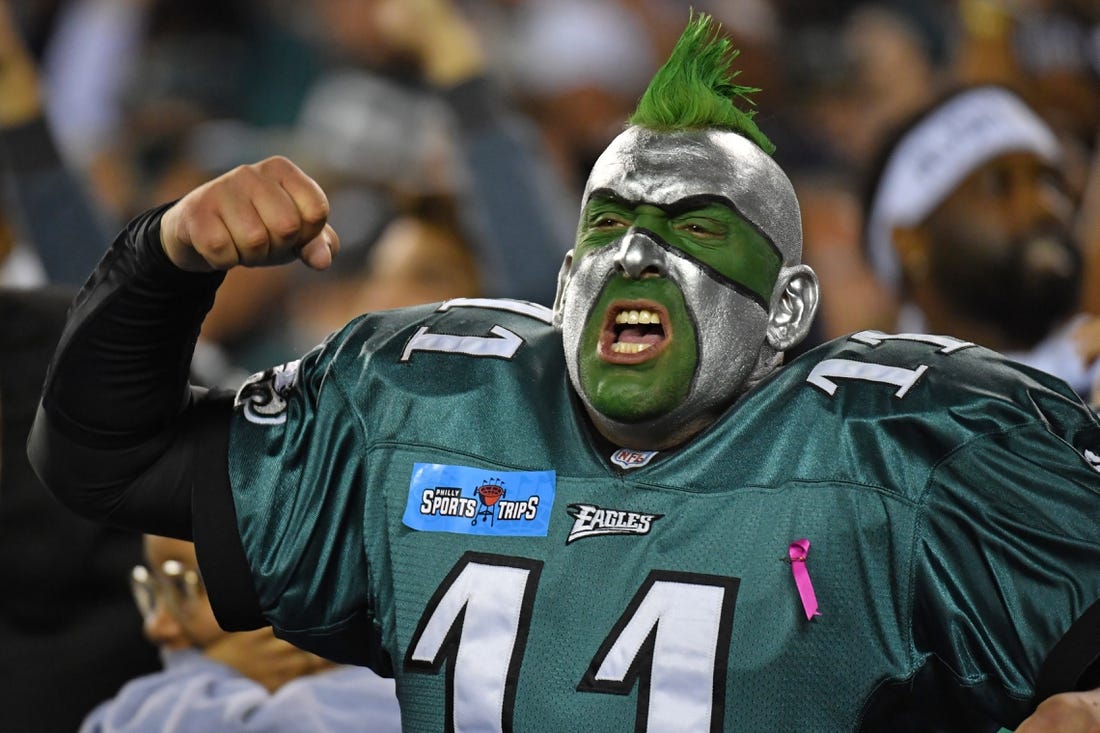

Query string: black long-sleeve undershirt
29 204 216 537
27 206 264 629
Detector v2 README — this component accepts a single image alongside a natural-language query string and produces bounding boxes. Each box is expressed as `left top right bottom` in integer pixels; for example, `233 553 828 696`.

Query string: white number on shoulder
400 299 553 362
806 330 974 397
848 330 974 353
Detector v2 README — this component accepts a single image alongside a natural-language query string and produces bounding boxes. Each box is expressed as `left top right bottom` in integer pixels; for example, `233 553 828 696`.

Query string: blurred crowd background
0 1 1097 730
0 0 1096 372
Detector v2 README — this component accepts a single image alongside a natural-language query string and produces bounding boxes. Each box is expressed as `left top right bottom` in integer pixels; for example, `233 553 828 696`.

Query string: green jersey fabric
227 298 1100 732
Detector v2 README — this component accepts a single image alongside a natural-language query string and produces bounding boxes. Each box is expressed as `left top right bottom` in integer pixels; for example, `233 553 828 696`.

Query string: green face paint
577 195 782 304
569 195 779 424
577 276 698 422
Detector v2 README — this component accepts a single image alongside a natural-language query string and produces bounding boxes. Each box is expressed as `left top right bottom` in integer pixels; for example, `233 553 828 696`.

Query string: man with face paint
557 122 818 450
864 85 1099 399
27 14 1100 732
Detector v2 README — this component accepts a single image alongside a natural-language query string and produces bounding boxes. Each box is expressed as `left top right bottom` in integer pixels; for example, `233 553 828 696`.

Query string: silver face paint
554 126 809 449
580 127 803 264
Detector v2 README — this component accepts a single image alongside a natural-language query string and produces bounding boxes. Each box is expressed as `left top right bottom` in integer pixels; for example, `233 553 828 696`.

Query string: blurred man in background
863 84 1100 400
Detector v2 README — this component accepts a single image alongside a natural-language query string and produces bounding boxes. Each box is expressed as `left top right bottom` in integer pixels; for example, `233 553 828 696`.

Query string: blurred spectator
1 287 160 733
39 0 147 198
1078 130 1100 318
775 3 942 175
81 534 401 733
950 0 1100 339
0 14 167 723
862 84 1100 398
352 197 481 312
40 0 280 221
793 172 897 342
48 0 580 372
952 0 1099 197
504 0 659 195
287 193 482 353
0 0 111 286
294 0 575 307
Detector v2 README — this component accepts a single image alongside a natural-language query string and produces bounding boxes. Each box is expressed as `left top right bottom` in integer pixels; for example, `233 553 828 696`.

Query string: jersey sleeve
914 381 1100 725
224 322 384 669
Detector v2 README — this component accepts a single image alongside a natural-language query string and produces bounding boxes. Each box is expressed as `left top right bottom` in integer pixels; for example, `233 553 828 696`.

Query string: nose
143 603 190 651
614 229 667 280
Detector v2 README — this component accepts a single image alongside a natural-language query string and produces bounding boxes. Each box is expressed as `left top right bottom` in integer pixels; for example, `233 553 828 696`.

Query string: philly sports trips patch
403 463 556 537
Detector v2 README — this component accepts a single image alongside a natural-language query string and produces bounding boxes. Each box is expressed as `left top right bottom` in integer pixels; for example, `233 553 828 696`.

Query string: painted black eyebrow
586 190 739 217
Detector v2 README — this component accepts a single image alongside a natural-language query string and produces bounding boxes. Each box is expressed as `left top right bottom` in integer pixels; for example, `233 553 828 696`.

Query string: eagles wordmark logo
566 503 663 544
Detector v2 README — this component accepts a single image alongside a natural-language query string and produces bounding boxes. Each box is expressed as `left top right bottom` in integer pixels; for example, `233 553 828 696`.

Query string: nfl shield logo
610 449 658 470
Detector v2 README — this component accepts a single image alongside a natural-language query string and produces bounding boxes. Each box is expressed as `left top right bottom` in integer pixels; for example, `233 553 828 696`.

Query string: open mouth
598 299 671 364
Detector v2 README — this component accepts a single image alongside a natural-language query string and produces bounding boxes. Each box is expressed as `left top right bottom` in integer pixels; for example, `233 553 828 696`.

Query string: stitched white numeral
848 330 974 354
807 358 929 397
806 330 975 397
436 298 554 324
405 554 542 733
400 324 524 361
408 556 739 732
399 299 552 362
579 571 740 733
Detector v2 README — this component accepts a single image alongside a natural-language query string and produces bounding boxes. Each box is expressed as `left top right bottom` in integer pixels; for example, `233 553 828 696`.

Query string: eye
589 213 630 230
1037 166 1068 196
675 219 724 239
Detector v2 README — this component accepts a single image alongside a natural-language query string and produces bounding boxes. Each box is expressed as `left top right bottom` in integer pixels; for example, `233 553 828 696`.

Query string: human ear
551 250 574 328
765 265 820 352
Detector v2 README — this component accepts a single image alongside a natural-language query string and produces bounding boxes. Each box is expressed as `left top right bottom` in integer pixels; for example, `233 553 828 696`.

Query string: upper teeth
615 309 660 325
611 342 652 354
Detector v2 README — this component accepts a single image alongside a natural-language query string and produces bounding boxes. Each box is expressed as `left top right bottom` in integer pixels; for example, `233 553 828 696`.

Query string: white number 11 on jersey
406 553 739 732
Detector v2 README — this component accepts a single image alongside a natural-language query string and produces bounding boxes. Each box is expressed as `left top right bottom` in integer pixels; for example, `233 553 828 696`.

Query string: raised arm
28 157 339 540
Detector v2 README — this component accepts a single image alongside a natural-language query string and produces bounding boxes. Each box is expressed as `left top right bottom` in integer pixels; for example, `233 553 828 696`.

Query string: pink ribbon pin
788 538 821 620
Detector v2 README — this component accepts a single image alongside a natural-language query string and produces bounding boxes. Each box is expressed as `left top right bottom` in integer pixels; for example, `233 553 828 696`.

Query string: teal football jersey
227 298 1100 732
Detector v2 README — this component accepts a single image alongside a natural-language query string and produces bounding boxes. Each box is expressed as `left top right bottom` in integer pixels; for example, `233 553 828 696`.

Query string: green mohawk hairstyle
628 12 775 155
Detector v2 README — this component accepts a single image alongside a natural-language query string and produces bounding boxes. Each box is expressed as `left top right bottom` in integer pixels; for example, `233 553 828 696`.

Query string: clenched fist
159 156 340 272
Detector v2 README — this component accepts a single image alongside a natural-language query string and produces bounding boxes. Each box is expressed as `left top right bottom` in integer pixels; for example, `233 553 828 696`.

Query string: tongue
618 326 663 345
